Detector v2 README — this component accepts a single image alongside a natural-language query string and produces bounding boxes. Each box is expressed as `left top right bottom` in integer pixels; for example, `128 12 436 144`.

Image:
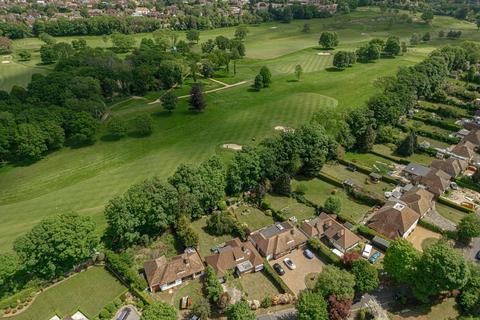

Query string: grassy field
264 194 316 222
0 8 477 250
8 267 127 320
435 202 467 224
292 178 371 222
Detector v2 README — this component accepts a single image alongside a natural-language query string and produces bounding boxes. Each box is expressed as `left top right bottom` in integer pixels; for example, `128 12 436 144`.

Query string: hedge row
307 237 341 266
437 197 475 214
356 225 390 242
369 150 409 165
396 123 460 145
418 219 457 239
317 172 344 188
412 116 462 132
455 177 480 193
262 259 294 295
0 287 37 310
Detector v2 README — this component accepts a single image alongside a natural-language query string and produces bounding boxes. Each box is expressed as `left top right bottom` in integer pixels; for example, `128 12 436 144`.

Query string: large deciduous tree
189 83 206 111
319 32 339 49
383 238 420 284
351 259 379 293
457 214 480 244
314 266 355 300
13 213 97 279
296 290 329 320
227 300 255 320
141 302 177 320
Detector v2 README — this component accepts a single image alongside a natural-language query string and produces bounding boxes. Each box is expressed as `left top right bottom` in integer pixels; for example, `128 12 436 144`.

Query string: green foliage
254 74 264 91
227 300 256 320
396 130 418 156
458 265 480 315
296 290 329 320
161 91 177 112
141 301 177 320
413 241 470 302
110 33 135 53
351 259 379 293
262 259 293 294
15 123 47 161
17 50 31 61
234 26 249 41
356 42 380 63
307 237 341 265
104 177 178 250
191 296 211 320
384 36 400 56
0 252 20 289
189 83 206 111
457 214 480 244
259 66 272 87
176 214 199 248
204 265 223 302
13 213 97 279
273 172 291 196
186 29 200 43
295 64 303 81
319 32 339 49
314 265 355 300
261 296 272 308
333 51 356 69
205 211 245 240
105 250 146 290
0 36 12 54
324 196 342 214
131 113 153 137
383 238 420 284
106 116 128 140
67 111 97 146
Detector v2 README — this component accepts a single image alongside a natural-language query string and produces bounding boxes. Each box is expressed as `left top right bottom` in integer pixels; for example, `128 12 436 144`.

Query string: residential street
257 308 297 320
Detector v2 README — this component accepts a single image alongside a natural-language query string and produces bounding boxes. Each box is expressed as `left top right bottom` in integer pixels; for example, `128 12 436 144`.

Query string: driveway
407 226 441 252
113 305 140 320
257 308 297 320
268 248 324 295
464 237 480 263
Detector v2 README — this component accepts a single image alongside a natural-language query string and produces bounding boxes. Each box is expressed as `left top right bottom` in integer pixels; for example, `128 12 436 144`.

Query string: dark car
117 307 131 320
273 263 285 276
476 250 480 260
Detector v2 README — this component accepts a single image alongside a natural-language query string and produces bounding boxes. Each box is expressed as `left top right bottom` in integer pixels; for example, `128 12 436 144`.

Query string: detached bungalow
301 213 361 253
416 168 451 197
204 238 264 282
367 201 420 240
400 186 434 217
430 158 468 178
144 249 204 292
402 163 431 181
451 140 477 162
249 221 307 260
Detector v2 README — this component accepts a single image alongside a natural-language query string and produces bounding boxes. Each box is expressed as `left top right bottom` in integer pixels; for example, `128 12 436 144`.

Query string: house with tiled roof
430 157 468 178
249 221 307 260
400 186 434 217
204 238 263 282
450 140 477 162
301 213 360 253
463 129 480 146
143 249 204 292
367 201 420 240
416 168 451 197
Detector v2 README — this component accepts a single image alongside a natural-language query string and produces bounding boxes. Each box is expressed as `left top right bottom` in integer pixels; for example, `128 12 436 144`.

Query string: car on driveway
273 263 285 275
369 251 381 264
283 258 296 270
303 249 314 259
476 250 480 260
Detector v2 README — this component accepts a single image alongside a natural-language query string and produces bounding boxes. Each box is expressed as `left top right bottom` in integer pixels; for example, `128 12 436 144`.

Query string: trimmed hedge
455 177 480 193
437 197 475 214
338 158 399 185
369 150 409 165
356 225 390 241
262 259 294 295
307 237 341 265
412 116 461 132
416 128 460 144
317 172 344 188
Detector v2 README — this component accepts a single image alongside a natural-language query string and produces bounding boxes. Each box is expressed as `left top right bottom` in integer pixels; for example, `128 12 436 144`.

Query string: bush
307 237 341 265
324 196 342 214
261 296 272 308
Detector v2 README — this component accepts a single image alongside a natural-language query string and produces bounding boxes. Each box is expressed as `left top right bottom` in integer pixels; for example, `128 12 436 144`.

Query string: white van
362 244 373 258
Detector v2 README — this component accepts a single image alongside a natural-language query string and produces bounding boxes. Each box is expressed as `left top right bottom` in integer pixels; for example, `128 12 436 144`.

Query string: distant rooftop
403 163 430 177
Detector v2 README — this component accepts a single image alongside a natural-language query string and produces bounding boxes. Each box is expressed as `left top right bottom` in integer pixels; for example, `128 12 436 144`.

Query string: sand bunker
1 60 11 64
222 144 242 151
271 26 277 29
361 32 368 36
317 52 331 56
274 126 295 133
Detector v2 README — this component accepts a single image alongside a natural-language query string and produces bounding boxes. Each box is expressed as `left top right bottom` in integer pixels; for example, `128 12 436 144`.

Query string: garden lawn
435 202 467 224
173 278 203 311
239 271 281 301
234 205 275 231
8 267 127 320
264 194 316 222
190 217 232 257
291 178 371 223
321 163 394 198
372 144 436 167
343 152 397 175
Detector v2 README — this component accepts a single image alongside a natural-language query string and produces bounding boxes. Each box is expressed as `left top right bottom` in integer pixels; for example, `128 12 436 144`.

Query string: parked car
475 250 480 260
362 244 372 258
369 251 381 264
117 307 131 320
303 249 314 259
450 182 459 190
283 258 296 270
273 263 285 275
